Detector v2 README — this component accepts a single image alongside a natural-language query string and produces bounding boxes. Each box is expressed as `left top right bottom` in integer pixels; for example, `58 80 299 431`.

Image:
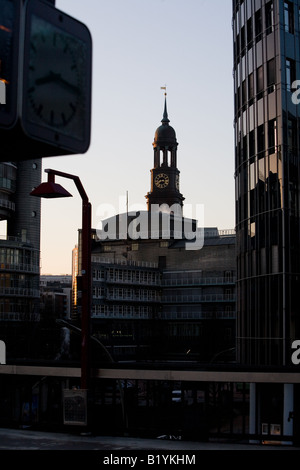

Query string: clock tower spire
146 96 184 212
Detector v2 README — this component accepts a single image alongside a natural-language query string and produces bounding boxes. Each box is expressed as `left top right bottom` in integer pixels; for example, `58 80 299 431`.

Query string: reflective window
265 1 274 35
267 58 275 93
286 58 296 91
268 119 277 154
257 65 264 99
284 1 294 34
248 73 254 104
255 9 262 42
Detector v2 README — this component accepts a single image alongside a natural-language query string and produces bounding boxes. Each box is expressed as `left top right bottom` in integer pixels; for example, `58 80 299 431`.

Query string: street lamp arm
45 168 89 202
30 168 91 392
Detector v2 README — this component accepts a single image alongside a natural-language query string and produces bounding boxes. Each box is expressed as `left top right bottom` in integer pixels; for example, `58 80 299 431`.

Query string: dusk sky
39 0 234 274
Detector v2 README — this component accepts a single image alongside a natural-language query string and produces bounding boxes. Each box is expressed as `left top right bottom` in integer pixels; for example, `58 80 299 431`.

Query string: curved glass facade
0 162 17 220
233 0 300 365
0 159 41 327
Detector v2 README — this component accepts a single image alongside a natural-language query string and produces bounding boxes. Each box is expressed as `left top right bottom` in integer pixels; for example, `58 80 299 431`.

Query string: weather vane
161 85 167 96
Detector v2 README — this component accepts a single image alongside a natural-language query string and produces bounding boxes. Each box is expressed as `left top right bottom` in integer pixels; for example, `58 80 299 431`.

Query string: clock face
27 15 86 137
155 173 169 188
22 0 92 155
28 27 80 130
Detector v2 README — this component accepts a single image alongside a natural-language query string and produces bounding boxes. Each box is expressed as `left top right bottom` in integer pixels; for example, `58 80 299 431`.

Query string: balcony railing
106 277 160 286
0 312 40 321
162 277 236 287
106 293 160 302
160 310 236 320
162 294 236 303
0 199 15 211
0 287 40 298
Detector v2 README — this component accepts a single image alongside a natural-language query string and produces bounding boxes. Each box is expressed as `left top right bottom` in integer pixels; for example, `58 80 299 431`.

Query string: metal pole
45 169 91 389
80 199 91 390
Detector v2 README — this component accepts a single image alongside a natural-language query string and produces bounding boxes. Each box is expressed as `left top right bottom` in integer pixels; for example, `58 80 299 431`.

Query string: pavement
0 427 298 451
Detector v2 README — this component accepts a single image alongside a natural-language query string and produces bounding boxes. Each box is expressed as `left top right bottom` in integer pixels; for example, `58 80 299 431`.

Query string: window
247 17 253 50
242 80 247 107
267 58 275 92
288 118 297 150
257 65 264 99
248 73 254 104
249 130 255 157
242 135 247 162
236 34 240 61
250 161 256 190
265 1 274 35
224 271 233 282
255 9 262 42
257 124 265 155
284 1 294 34
286 58 296 91
241 26 245 56
236 87 241 111
268 119 277 154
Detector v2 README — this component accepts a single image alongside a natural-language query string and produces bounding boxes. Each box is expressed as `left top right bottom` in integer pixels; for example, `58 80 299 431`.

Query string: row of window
92 267 160 285
105 287 159 301
235 58 275 113
234 1 275 62
163 270 234 282
0 248 39 268
235 56 297 117
92 304 153 318
0 273 35 289
236 119 278 170
234 2 296 63
236 116 298 171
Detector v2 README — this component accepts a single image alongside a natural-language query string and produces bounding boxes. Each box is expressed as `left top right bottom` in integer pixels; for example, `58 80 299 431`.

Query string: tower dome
153 98 177 148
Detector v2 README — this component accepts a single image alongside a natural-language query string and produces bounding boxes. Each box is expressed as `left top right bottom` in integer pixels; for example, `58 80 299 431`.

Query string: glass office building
233 0 300 366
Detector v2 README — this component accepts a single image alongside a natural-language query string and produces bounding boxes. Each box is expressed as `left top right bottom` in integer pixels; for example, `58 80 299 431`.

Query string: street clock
0 0 21 128
0 0 92 161
22 0 92 155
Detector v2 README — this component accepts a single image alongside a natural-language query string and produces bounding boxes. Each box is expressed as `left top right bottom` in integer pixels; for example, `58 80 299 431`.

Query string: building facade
233 0 300 366
86 230 236 363
0 160 41 358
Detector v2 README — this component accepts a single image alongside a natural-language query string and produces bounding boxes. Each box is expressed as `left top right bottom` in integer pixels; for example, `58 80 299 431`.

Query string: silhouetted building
40 275 72 320
73 100 236 363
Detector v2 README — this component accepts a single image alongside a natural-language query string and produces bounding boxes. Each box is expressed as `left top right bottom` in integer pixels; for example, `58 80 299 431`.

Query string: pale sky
40 0 235 275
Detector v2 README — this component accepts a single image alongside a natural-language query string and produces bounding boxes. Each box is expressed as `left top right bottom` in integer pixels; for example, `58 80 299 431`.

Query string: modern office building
233 0 300 367
0 160 41 358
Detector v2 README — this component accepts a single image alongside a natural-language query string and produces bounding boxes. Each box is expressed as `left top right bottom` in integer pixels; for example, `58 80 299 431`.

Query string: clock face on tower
155 173 169 188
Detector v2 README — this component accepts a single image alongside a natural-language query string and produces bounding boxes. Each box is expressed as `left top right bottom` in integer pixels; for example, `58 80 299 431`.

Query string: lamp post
31 168 91 390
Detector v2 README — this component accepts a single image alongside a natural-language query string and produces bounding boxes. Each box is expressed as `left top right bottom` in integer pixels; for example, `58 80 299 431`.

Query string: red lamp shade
30 181 73 199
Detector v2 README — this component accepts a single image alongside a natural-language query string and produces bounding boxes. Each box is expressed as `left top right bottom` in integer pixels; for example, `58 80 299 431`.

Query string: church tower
146 97 184 212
